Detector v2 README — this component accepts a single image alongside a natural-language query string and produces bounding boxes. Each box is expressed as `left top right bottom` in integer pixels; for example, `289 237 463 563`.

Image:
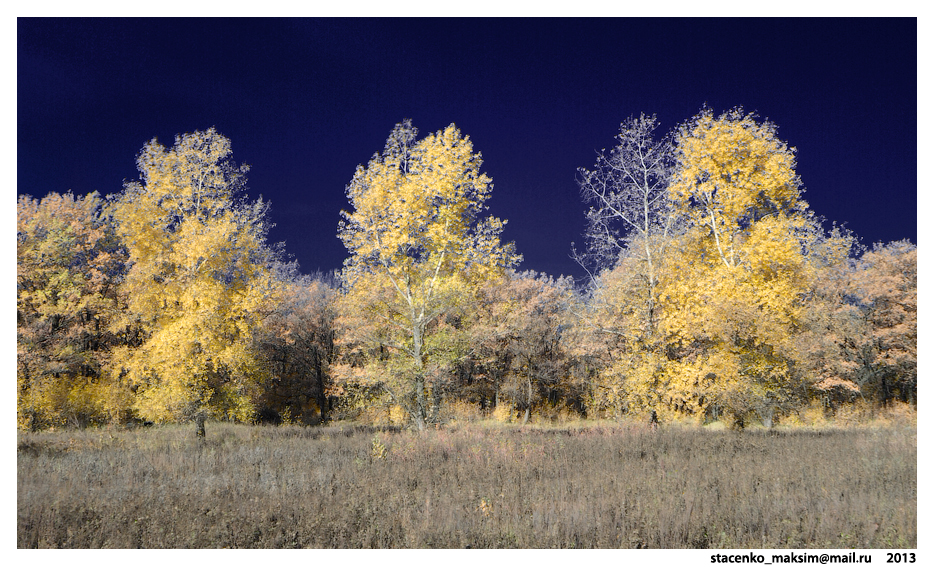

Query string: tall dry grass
18 422 915 548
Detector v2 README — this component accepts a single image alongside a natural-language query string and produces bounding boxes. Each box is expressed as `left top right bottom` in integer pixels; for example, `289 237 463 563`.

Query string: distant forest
17 108 916 432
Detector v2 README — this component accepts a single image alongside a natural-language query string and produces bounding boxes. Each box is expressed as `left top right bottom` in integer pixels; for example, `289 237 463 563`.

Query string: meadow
17 420 916 549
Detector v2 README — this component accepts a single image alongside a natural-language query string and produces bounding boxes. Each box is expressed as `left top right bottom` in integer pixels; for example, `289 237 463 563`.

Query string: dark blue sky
17 18 917 279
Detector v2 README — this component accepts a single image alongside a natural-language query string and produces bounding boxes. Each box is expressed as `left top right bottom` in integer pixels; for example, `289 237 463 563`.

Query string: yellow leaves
337 121 519 427
341 120 516 308
639 108 826 421
579 106 845 422
110 129 275 424
135 128 242 217
341 121 511 284
17 191 132 429
671 107 803 267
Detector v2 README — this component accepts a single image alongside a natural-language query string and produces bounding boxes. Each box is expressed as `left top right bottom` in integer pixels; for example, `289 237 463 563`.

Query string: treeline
17 110 916 432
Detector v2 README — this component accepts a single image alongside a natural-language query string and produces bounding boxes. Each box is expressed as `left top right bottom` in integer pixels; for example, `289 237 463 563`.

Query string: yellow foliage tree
17 192 133 429
110 128 277 434
572 114 682 422
654 107 832 426
335 120 519 430
577 248 673 420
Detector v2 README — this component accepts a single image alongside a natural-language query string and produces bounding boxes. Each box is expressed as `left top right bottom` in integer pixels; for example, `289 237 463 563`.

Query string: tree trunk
522 375 532 426
314 347 328 424
429 382 442 424
760 404 774 429
412 314 427 431
194 411 206 438
644 232 656 337
414 373 426 431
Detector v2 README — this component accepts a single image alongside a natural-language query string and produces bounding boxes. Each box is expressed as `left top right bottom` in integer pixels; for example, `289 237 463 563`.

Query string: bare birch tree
575 113 678 335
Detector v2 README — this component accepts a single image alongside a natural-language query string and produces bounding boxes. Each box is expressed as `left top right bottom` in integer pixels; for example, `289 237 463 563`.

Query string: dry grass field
17 421 916 548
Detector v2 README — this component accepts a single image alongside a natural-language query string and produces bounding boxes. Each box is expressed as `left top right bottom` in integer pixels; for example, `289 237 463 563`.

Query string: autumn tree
255 268 336 424
794 229 871 406
110 128 277 436
573 115 680 420
17 191 133 429
850 240 917 404
576 113 678 300
463 271 579 424
656 107 829 426
574 248 673 419
335 120 519 430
